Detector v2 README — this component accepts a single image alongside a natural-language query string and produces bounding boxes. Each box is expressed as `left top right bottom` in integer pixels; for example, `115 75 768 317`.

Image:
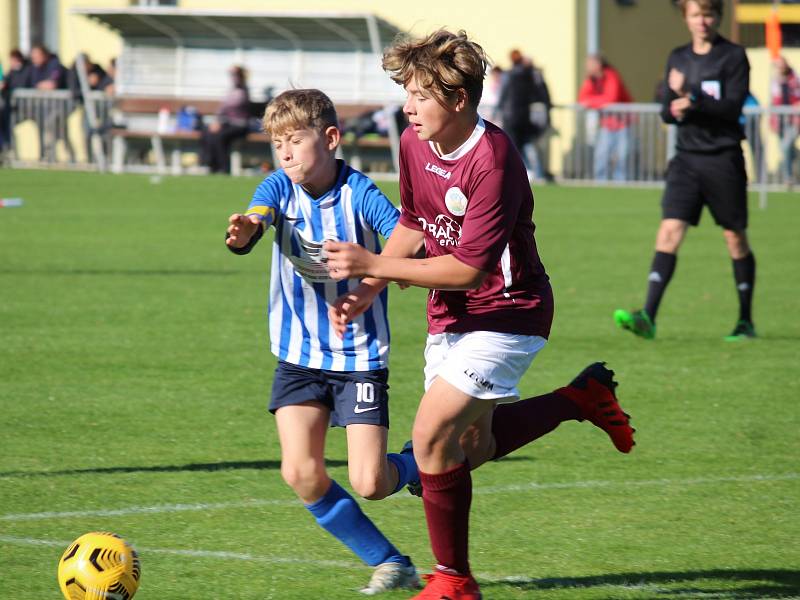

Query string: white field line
0 535 777 590
0 535 356 569
1 472 796 523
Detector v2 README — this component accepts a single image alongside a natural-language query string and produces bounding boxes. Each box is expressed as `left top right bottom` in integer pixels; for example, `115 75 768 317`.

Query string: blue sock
387 452 419 495
305 480 408 567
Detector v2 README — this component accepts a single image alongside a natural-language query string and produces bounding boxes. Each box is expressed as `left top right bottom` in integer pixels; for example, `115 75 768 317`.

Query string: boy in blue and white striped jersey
225 89 420 595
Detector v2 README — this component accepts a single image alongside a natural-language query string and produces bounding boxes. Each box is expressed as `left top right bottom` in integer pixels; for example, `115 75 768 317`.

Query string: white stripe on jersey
316 192 344 370
500 244 513 299
341 187 369 372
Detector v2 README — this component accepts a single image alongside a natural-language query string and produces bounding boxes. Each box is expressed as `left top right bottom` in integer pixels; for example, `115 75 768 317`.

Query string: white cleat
360 561 421 595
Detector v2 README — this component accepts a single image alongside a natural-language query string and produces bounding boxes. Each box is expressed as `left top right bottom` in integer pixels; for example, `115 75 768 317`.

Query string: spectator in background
528 58 555 183
200 65 250 174
67 54 109 100
99 58 116 96
499 49 536 174
0 49 30 155
67 54 113 164
26 44 73 162
28 44 66 90
478 65 503 124
771 55 800 185
578 54 633 181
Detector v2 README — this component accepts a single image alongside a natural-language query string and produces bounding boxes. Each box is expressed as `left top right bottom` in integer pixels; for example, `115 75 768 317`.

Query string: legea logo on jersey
444 187 468 216
418 214 462 247
425 162 452 180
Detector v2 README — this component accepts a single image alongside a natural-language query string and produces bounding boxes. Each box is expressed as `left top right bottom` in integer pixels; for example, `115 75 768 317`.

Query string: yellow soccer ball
57 531 141 600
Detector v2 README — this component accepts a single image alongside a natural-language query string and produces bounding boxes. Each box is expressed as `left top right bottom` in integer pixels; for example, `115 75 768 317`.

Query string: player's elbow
449 267 487 290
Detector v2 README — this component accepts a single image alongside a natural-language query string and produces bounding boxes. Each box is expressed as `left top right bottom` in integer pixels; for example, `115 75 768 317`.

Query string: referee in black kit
614 0 757 341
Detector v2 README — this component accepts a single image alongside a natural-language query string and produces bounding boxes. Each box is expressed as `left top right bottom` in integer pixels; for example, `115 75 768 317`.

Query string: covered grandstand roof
71 8 401 51
71 8 406 104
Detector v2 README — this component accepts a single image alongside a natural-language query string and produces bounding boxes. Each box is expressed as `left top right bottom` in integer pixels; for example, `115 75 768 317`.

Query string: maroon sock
491 391 581 460
419 461 472 575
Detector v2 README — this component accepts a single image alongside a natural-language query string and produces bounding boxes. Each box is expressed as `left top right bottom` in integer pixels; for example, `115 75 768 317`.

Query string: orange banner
766 10 782 60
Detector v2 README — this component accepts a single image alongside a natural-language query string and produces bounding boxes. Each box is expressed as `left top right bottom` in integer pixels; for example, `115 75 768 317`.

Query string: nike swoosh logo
353 405 379 414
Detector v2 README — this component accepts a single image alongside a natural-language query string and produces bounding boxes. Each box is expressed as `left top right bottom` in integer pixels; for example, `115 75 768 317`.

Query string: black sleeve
660 51 680 125
690 46 749 122
225 223 264 255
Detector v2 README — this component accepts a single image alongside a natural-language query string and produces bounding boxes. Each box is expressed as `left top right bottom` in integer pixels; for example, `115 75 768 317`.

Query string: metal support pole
587 0 600 56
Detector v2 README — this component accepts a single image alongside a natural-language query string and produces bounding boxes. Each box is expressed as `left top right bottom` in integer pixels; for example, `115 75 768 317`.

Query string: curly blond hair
382 29 488 107
262 89 338 138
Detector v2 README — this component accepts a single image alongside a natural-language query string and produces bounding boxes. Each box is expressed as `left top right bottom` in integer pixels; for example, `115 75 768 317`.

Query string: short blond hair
678 0 723 17
262 89 338 137
382 29 488 108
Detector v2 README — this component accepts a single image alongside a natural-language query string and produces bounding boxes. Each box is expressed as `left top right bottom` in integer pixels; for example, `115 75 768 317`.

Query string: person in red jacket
578 55 633 181
771 56 800 185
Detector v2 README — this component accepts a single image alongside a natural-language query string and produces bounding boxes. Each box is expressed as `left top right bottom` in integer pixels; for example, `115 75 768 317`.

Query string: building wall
58 0 125 70
0 0 18 67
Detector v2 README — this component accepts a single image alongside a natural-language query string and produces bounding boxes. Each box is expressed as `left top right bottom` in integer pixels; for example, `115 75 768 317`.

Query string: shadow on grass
482 569 800 598
0 455 533 479
0 459 341 478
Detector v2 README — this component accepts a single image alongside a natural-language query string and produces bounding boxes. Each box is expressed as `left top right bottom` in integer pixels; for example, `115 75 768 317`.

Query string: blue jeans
594 127 629 181
780 125 798 183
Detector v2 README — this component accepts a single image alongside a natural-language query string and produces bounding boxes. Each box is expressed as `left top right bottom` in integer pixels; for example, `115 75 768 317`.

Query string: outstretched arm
225 213 264 255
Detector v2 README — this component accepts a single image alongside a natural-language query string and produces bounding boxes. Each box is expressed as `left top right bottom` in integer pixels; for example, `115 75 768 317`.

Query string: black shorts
269 360 390 427
662 146 748 230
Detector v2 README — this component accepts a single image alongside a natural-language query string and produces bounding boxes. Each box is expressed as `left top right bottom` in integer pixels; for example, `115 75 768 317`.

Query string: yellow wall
0 0 18 69
59 0 126 70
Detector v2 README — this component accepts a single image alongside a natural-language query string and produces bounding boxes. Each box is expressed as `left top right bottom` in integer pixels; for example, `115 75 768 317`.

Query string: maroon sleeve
397 136 422 231
452 167 521 272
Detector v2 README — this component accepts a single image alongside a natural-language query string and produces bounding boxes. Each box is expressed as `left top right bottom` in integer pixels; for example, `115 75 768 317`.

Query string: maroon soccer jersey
398 118 553 337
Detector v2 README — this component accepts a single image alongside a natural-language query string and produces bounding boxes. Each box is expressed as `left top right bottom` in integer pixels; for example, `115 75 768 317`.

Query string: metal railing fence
4 89 113 165
3 92 799 188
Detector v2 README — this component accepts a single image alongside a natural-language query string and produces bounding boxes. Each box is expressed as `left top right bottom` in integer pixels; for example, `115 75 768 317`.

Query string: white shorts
423 331 547 403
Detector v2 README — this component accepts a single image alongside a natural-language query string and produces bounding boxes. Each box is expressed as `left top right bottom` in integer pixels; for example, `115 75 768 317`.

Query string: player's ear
324 125 341 151
454 88 468 112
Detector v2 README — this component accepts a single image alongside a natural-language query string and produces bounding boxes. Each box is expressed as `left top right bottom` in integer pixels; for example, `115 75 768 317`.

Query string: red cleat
557 362 635 453
412 571 482 599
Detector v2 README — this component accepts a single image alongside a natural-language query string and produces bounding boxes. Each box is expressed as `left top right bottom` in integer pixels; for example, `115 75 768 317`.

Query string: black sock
732 253 756 323
644 251 677 322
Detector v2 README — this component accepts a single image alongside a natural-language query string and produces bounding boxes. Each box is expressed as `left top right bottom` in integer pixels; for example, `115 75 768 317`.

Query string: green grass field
1 170 798 599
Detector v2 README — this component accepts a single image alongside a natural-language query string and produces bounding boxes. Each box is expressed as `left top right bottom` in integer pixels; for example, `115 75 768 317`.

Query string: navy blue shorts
269 361 390 428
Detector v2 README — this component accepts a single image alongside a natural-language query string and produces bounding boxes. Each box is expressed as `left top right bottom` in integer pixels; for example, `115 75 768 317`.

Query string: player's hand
668 68 685 94
328 284 379 339
670 96 691 121
226 213 261 248
323 241 376 281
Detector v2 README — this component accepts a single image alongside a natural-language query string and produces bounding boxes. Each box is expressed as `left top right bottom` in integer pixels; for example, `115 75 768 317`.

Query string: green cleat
724 320 756 341
614 308 656 340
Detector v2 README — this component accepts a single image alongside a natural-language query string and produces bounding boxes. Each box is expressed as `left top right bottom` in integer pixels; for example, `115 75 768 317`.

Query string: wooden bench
109 96 393 175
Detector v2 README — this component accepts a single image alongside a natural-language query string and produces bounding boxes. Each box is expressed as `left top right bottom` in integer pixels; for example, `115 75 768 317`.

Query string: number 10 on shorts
356 382 374 404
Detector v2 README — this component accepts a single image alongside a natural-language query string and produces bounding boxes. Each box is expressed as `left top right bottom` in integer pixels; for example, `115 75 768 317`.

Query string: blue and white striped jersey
245 161 399 371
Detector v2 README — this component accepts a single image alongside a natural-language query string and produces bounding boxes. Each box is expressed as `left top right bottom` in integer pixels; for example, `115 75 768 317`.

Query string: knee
280 459 326 495
724 230 750 258
348 470 385 501
412 421 452 464
655 222 684 252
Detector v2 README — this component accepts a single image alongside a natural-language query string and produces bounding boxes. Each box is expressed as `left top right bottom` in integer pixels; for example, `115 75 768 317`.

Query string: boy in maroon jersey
324 29 635 600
